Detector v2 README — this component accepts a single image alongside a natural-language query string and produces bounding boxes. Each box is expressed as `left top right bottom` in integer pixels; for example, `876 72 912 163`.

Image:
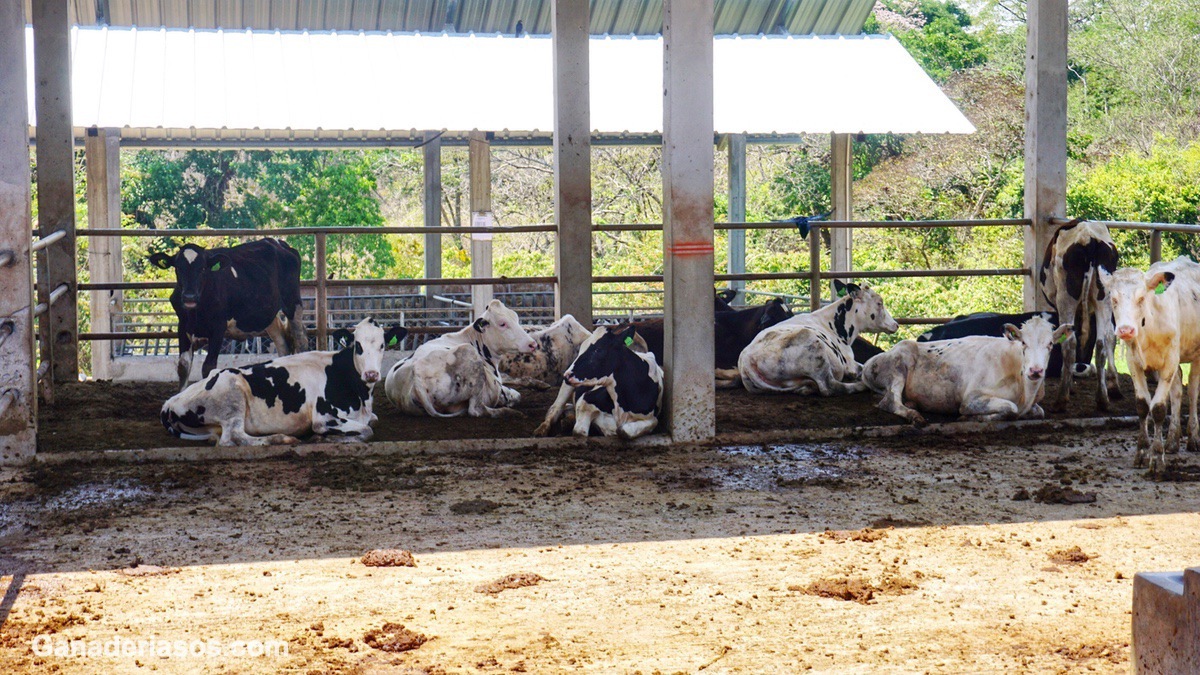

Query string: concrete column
553 0 593 326
86 128 123 380
469 131 493 318
0 0 37 463
1132 567 1199 673
423 130 442 305
726 133 746 300
662 0 716 443
1024 0 1067 311
33 0 79 383
830 132 853 301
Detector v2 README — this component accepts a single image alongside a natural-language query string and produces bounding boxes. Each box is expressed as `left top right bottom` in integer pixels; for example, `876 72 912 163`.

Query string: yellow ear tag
1155 281 1167 295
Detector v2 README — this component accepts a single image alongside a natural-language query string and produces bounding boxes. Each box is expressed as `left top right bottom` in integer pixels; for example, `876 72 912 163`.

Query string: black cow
918 311 1098 378
149 238 308 391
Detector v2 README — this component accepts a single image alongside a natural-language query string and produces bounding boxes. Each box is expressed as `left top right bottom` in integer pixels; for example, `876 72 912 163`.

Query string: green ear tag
1056 332 1069 344
836 287 847 298
624 336 634 348
388 336 398 346
1155 281 1167 295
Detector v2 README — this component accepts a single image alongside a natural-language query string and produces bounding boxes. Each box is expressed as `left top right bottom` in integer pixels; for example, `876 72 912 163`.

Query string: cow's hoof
533 422 553 437
908 412 927 428
1148 456 1165 479
1188 437 1200 453
1108 386 1124 401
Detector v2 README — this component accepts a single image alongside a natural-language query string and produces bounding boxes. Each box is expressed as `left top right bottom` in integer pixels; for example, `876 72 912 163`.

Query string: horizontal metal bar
36 362 49 382
0 389 16 421
597 269 1031 284
0 250 14 267
81 225 557 237
1096 220 1200 236
30 228 67 252
32 283 70 317
325 275 557 288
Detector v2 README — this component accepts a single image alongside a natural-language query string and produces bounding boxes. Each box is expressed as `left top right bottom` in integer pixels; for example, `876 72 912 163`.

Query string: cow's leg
176 333 196 391
572 403 598 437
319 418 374 443
206 377 299 446
1049 303 1078 412
714 368 741 388
266 313 290 356
865 350 925 426
1146 362 1179 476
1185 363 1200 453
617 416 658 441
1128 357 1153 467
1165 368 1183 455
534 383 576 436
288 302 309 352
1093 331 1112 412
200 330 223 380
960 395 1021 421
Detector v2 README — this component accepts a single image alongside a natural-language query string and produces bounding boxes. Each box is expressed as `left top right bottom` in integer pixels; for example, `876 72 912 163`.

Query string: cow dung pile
474 573 547 595
362 623 429 652
360 549 416 567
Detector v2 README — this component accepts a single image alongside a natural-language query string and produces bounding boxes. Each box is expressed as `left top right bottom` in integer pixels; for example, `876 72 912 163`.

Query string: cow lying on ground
384 300 538 417
1039 218 1121 410
863 315 1070 425
919 311 1097 378
149 238 308 391
534 325 663 439
1105 258 1200 475
497 314 592 389
161 318 400 445
737 281 899 395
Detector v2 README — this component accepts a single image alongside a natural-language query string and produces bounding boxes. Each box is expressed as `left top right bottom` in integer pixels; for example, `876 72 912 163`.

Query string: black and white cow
863 315 1071 426
384 300 538 417
497 314 593 390
534 325 663 440
160 318 401 445
149 238 307 391
1039 219 1121 410
918 311 1097 378
737 281 899 395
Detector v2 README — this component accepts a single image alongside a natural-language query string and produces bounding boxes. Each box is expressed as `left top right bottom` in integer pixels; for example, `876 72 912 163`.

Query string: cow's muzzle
1116 326 1136 341
363 370 380 383
1027 368 1044 381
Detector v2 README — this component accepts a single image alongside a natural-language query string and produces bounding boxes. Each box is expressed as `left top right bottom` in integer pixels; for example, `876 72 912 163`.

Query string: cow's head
566 325 636 386
833 280 900 335
148 244 233 310
331 324 407 352
759 298 793 328
472 299 538 354
338 318 404 384
1004 315 1071 382
1104 267 1173 342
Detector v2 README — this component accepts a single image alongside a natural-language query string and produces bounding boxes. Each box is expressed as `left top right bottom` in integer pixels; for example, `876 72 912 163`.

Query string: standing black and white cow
149 238 308 391
534 325 663 440
161 318 401 445
1039 219 1121 410
863 315 1070 425
737 281 899 395
384 300 538 417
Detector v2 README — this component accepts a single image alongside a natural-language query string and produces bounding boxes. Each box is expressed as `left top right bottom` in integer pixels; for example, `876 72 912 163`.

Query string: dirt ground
2 426 1199 673
37 374 1139 453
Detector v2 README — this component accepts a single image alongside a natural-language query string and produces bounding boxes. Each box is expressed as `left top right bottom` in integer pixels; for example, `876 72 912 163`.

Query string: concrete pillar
469 131 493 318
726 133 747 300
423 130 442 305
0 0 37 463
1132 567 1199 673
33 0 79 383
86 128 123 380
1024 0 1067 311
830 133 853 301
662 0 716 443
552 0 593 326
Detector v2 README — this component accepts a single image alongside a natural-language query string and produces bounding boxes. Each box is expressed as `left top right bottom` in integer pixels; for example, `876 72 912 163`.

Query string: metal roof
25 27 975 143
35 0 877 36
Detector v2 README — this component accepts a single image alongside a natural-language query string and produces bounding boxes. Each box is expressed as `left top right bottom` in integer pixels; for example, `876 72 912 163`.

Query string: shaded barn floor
37 374 1139 454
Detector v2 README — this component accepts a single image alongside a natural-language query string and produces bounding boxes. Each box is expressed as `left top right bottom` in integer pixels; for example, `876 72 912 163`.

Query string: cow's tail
160 407 211 442
413 383 462 418
714 368 742 388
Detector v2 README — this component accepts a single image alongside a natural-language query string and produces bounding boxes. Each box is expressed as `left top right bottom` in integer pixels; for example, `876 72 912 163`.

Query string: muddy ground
37 374 1138 453
2 426 1199 673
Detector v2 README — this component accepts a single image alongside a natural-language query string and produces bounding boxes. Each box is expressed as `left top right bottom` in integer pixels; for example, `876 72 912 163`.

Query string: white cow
1038 218 1122 411
737 280 899 395
534 325 663 440
161 318 397 445
385 299 538 417
498 314 593 389
1105 257 1200 475
862 315 1071 425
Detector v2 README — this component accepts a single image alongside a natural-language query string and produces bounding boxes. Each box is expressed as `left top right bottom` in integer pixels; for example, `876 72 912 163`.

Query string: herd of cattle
154 221 1198 476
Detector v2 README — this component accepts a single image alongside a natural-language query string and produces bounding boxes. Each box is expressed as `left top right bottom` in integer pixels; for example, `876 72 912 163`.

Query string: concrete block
1132 567 1199 673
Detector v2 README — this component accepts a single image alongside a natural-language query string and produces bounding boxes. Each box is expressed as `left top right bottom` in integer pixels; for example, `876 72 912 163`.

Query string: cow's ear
472 318 489 332
833 279 848 296
717 289 737 303
1052 324 1073 345
330 328 353 349
209 253 233 272
1146 271 1175 294
618 324 637 346
149 252 174 270
845 282 862 296
1003 323 1021 341
386 326 408 347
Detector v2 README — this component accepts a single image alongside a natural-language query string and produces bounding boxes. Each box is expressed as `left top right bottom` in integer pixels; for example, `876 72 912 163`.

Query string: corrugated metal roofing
36 0 877 36
25 27 975 138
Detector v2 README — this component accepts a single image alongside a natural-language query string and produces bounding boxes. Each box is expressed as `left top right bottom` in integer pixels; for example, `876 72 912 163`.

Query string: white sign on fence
471 211 493 240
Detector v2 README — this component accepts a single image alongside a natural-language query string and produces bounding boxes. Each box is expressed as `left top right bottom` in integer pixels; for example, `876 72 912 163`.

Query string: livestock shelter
1 0 985 464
